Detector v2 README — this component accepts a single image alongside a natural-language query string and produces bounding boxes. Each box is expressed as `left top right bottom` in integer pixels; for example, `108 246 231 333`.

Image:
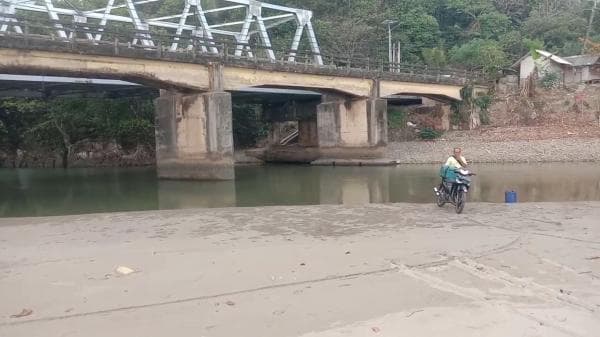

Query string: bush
419 127 442 140
540 72 560 88
387 108 407 129
116 119 154 149
232 103 269 148
474 95 493 125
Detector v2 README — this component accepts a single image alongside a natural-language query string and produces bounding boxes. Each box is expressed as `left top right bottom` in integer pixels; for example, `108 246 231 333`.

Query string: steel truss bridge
0 0 487 84
0 0 323 64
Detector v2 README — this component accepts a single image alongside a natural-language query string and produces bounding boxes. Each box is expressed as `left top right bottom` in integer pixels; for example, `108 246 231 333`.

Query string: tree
0 96 156 168
478 11 512 39
422 47 447 67
0 99 44 167
493 0 532 22
232 103 267 148
522 10 588 54
528 0 585 17
395 10 442 62
26 99 96 168
450 39 509 74
317 18 379 63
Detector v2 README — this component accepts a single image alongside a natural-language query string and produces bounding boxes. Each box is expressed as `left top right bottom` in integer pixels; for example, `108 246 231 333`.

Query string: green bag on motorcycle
439 165 457 181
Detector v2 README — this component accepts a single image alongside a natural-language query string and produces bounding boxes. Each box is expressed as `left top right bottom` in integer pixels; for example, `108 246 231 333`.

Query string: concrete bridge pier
154 90 234 180
316 97 388 158
259 95 387 162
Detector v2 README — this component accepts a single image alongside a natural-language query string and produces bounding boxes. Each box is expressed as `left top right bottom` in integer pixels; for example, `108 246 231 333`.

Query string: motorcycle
433 168 475 214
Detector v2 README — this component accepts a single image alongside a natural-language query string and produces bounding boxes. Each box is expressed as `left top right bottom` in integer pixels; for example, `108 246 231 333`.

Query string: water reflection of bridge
157 163 600 210
2 164 599 217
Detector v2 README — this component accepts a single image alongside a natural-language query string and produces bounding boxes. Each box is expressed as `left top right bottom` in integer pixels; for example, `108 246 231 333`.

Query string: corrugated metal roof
511 50 574 68
536 50 573 66
563 55 600 67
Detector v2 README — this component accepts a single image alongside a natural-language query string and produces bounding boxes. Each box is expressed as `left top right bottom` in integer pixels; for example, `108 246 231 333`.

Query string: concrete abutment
154 90 234 180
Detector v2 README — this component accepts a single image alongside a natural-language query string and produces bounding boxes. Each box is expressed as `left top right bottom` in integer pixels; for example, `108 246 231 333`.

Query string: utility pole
382 19 398 66
583 0 598 54
388 22 392 64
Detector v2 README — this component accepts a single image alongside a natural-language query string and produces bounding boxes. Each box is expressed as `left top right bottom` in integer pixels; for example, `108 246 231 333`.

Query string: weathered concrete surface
367 98 388 146
1 203 599 337
0 47 478 100
0 48 211 91
155 91 234 180
0 36 483 90
298 120 319 147
379 80 464 101
223 67 374 97
257 97 386 163
317 98 386 148
0 48 373 96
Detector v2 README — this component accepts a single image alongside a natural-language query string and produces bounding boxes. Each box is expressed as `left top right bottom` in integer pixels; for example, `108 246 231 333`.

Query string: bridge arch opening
384 93 457 141
0 74 160 169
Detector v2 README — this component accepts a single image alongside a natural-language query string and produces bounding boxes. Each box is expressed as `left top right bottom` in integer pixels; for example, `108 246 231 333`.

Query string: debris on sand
10 309 33 318
115 266 135 276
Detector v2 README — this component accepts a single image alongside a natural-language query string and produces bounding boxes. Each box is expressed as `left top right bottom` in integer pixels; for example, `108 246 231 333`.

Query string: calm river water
1 163 599 217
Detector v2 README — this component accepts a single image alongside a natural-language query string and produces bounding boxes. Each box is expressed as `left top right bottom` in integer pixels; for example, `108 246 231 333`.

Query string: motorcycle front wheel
455 189 465 214
436 185 446 207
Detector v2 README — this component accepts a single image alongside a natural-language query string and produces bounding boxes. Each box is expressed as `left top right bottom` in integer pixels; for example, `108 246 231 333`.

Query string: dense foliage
272 0 597 74
56 0 600 73
232 103 269 148
0 97 155 168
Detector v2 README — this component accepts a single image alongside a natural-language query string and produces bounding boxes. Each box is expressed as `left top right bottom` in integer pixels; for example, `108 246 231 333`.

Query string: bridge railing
0 18 488 85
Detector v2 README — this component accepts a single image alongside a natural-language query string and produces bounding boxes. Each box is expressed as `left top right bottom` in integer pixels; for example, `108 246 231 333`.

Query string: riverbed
1 162 600 217
1 202 599 337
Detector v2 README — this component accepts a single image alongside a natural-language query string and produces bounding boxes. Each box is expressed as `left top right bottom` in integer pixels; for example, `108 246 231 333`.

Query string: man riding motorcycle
445 147 467 170
435 147 474 213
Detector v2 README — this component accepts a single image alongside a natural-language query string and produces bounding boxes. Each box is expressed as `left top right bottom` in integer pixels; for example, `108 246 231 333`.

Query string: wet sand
1 202 599 336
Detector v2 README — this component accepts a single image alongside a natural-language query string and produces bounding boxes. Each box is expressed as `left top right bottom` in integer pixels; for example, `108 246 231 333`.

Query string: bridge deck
0 33 485 88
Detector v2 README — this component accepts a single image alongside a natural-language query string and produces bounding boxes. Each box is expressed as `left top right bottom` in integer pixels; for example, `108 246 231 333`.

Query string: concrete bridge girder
0 49 378 97
222 67 374 98
0 49 211 91
379 80 464 102
0 49 471 100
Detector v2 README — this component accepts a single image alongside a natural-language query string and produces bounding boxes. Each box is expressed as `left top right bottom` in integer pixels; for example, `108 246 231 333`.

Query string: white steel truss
0 0 323 64
0 0 22 34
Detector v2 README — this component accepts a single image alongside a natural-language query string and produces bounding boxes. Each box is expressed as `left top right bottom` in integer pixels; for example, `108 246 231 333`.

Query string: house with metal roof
511 50 600 86
562 54 600 83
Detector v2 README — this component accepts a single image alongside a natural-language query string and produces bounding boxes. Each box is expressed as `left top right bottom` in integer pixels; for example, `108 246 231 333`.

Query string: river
1 163 599 217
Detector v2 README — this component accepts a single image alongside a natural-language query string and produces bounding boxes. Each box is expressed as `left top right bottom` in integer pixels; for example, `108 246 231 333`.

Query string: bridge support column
316 98 387 158
154 91 234 180
298 119 318 146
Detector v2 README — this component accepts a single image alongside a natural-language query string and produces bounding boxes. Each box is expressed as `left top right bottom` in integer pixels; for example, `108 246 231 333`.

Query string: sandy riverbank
1 203 599 337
